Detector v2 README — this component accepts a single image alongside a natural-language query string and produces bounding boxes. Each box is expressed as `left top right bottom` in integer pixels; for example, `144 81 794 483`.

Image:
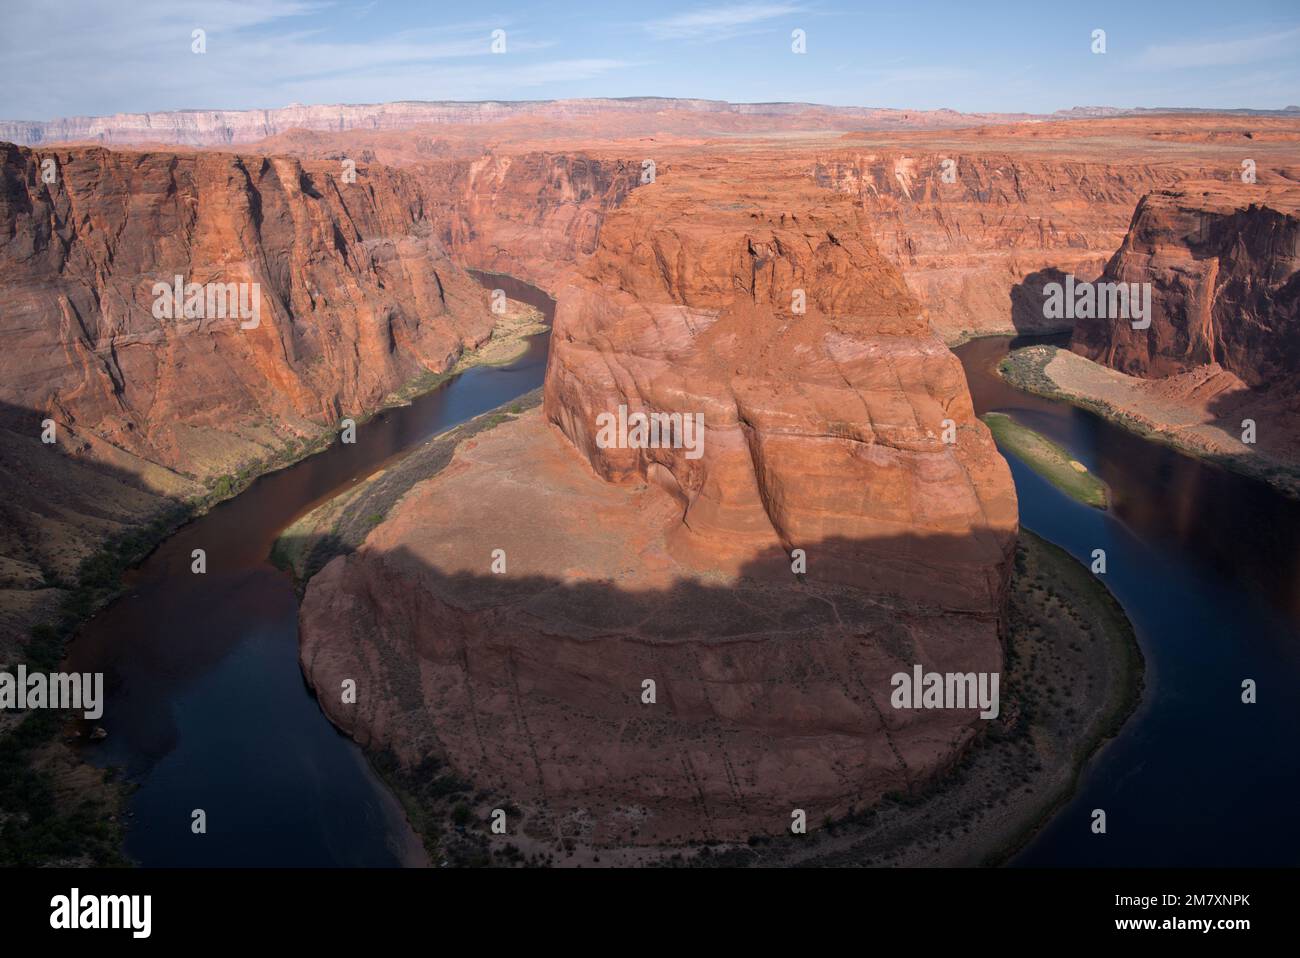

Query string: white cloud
644 3 803 41
0 0 622 119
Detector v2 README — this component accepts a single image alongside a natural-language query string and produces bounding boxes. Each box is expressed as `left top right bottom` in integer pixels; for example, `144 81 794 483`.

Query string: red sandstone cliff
0 142 494 480
0 141 493 641
545 163 1018 605
1070 187 1300 385
814 150 1200 341
417 152 642 286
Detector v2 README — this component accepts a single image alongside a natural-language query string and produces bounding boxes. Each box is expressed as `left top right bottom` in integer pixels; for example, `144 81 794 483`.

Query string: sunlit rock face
545 161 1018 607
813 148 1197 342
0 141 494 640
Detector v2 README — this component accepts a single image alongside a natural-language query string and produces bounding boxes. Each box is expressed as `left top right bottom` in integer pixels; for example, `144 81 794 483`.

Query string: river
67 273 553 866
65 296 1300 866
955 335 1300 866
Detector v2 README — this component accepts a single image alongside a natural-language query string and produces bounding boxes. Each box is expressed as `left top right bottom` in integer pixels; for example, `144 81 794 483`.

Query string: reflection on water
956 335 1300 866
67 274 554 867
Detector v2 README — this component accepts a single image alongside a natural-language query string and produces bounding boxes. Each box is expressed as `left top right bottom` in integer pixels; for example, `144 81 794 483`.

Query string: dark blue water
67 274 553 866
956 336 1300 867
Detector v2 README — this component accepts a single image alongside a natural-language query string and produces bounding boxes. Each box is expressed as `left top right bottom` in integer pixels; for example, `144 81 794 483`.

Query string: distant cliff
0 98 1051 147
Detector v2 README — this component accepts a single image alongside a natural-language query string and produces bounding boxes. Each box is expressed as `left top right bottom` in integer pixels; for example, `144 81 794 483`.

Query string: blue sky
2 0 1298 120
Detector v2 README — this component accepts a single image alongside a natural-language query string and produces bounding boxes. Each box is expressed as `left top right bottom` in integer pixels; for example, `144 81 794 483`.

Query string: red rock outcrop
0 141 493 641
815 150 1194 341
1070 187 1300 385
299 159 1018 845
809 116 1300 341
545 163 1017 605
1060 186 1300 483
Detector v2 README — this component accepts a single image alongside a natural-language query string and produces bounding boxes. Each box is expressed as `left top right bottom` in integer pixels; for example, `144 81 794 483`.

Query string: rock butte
300 160 1019 844
1072 186 1300 386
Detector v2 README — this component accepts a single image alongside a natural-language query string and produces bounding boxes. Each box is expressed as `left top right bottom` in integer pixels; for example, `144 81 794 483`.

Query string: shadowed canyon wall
1071 187 1300 386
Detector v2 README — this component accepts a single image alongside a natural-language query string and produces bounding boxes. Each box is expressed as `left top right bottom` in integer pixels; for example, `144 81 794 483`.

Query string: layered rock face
0 142 493 480
418 152 642 286
813 151 1193 341
1070 187 1300 385
0 141 492 641
545 166 1018 604
300 163 1018 845
241 113 1299 345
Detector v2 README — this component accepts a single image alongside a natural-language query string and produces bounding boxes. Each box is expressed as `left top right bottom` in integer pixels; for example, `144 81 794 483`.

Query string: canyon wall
1070 187 1300 385
0 142 493 481
299 160 1018 845
0 141 494 643
223 113 1300 344
418 152 642 287
814 150 1198 341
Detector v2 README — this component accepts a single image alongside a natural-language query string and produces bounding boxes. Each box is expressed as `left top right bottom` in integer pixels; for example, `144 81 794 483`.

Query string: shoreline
273 389 545 586
677 530 1144 868
998 344 1300 500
